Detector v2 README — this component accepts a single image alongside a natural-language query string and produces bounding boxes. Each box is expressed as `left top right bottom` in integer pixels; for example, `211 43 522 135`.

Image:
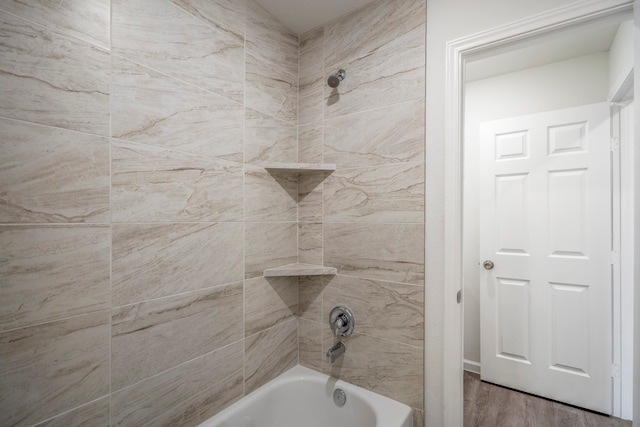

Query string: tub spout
326 342 346 364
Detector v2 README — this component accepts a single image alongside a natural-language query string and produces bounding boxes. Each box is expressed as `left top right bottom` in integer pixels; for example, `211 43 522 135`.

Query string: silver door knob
483 260 494 270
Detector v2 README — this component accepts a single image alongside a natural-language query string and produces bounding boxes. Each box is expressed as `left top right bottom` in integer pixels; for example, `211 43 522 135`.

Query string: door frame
442 1 637 426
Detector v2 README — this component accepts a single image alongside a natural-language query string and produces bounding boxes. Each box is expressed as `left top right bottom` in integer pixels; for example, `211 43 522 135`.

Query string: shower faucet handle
329 306 355 337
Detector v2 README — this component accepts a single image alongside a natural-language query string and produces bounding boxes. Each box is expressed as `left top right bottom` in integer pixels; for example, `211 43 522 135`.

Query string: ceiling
255 1 628 82
254 0 376 34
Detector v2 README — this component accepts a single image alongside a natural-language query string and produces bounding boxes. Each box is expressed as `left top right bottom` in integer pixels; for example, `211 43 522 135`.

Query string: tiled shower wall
0 0 301 426
296 0 426 423
0 0 425 425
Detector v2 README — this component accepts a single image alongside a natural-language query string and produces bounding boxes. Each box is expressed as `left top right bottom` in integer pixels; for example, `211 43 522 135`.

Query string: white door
479 102 612 414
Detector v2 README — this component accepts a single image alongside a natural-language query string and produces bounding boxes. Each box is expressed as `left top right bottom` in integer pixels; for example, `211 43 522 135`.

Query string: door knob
483 260 494 270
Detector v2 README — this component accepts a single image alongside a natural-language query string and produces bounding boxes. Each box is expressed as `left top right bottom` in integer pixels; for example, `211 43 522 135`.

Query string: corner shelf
263 162 336 173
264 263 337 277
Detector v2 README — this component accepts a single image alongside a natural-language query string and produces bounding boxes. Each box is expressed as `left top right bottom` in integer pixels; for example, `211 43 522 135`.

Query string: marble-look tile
324 27 425 119
323 331 423 409
0 119 110 223
0 312 110 427
299 318 323 372
324 223 424 285
245 52 298 124
324 99 425 168
246 0 298 80
323 162 425 223
244 108 297 164
298 172 325 222
245 166 298 222
298 276 324 322
171 0 245 44
412 409 425 427
299 28 324 126
0 226 110 332
111 342 244 427
111 140 243 223
299 222 323 265
245 319 298 394
111 283 243 390
244 222 297 279
298 123 323 164
0 0 110 49
324 275 424 347
112 223 243 306
244 276 298 336
324 0 425 66
300 28 324 87
0 12 110 135
112 0 244 104
112 57 243 163
33 397 110 427
299 78 324 126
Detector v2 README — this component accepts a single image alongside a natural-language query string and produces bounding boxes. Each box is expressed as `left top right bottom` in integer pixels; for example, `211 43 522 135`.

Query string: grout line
108 2 114 424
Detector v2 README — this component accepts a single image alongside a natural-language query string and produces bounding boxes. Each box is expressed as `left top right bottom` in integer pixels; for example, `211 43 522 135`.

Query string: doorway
440 2 636 426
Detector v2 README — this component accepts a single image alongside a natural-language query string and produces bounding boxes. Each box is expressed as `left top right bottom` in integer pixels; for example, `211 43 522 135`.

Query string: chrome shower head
328 69 346 88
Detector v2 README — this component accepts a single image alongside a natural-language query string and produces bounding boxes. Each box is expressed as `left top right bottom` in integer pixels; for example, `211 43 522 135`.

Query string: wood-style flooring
464 371 632 427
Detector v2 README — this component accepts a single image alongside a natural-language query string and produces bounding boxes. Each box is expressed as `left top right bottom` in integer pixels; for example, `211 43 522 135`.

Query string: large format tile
324 223 424 285
298 276 324 322
245 165 298 222
0 12 110 135
32 397 110 427
0 0 110 49
244 319 298 394
324 0 424 66
324 27 425 119
245 108 297 164
324 99 425 168
324 275 424 347
244 222 297 279
298 172 325 223
112 57 243 162
0 226 110 332
323 331 423 409
299 28 324 88
298 222 323 265
112 223 243 306
298 123 323 164
244 276 298 336
0 119 110 223
112 0 244 103
171 0 245 44
323 162 425 223
246 0 298 80
111 140 243 223
112 342 244 427
245 52 297 124
299 318 323 372
111 283 243 390
0 312 110 427
299 29 324 126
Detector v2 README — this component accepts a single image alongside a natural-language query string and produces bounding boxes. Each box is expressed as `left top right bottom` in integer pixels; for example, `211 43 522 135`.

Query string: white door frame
442 1 636 426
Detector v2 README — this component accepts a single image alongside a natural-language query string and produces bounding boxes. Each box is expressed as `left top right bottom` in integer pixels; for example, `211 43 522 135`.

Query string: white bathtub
197 365 413 427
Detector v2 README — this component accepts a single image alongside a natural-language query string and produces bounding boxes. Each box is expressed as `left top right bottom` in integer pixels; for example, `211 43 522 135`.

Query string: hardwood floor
464 371 632 427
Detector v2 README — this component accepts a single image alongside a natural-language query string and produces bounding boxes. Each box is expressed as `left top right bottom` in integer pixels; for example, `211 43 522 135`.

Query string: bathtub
197 365 413 427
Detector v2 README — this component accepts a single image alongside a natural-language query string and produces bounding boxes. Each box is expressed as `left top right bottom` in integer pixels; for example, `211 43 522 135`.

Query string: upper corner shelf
264 263 337 277
263 162 336 173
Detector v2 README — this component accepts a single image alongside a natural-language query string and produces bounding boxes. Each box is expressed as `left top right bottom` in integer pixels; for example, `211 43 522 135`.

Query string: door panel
479 102 611 414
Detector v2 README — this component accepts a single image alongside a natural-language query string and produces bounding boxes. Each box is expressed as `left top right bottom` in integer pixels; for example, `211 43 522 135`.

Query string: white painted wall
463 52 610 365
424 1 635 425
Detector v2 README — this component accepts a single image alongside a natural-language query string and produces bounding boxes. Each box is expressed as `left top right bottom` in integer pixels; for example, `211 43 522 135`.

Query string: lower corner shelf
263 263 337 277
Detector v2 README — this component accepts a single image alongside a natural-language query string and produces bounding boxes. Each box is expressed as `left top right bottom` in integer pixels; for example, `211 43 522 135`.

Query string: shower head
328 69 346 88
